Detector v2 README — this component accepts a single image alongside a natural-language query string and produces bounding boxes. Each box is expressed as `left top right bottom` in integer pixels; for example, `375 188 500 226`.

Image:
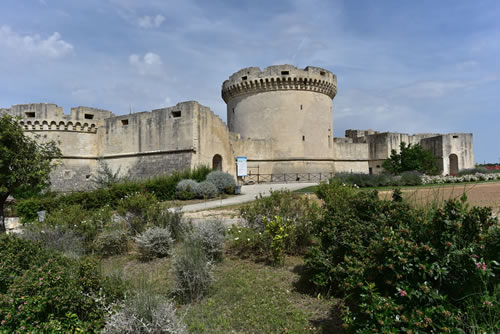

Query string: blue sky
0 0 499 163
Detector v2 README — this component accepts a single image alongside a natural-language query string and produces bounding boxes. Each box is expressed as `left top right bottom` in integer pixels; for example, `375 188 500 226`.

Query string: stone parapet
222 65 337 102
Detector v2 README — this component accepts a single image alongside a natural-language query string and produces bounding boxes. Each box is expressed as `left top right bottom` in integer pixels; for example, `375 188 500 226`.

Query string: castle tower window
171 110 181 118
121 119 129 126
453 135 459 138
232 108 235 113
25 112 35 118
320 71 326 76
241 76 247 80
302 136 305 141
281 71 289 75
300 104 303 110
84 114 94 120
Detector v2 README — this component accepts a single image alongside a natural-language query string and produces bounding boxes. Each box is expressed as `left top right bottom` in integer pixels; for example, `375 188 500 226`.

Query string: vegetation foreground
1 181 499 333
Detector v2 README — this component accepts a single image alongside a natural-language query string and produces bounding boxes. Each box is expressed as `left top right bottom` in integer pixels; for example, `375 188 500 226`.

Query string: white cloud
129 52 163 76
0 25 73 59
137 14 165 28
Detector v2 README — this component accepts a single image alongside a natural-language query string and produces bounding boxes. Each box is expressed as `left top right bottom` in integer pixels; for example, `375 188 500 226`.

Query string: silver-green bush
103 294 187 334
20 225 84 258
190 220 226 262
205 171 236 194
194 181 218 199
93 229 128 256
135 227 173 260
146 204 187 241
175 179 199 200
171 240 214 301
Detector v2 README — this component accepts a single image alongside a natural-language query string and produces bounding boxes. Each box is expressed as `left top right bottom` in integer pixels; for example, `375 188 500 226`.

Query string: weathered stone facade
0 65 474 191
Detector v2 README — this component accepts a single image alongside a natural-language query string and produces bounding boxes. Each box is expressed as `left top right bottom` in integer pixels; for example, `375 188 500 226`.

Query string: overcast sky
1 0 499 163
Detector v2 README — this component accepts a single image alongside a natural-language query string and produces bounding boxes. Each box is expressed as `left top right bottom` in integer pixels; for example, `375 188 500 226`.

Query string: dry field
378 182 500 216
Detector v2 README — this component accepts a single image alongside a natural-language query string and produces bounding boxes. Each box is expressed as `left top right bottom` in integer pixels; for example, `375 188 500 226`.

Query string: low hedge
16 166 211 222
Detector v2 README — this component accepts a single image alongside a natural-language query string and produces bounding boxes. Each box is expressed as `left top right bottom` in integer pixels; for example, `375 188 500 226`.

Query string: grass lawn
101 253 339 333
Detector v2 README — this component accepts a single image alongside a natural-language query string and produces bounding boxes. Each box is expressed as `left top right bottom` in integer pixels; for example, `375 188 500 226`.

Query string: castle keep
0 65 474 192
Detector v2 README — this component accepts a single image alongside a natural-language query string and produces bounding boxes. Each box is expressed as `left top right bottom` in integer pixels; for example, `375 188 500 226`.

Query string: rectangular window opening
453 135 459 138
302 135 305 141
121 119 129 126
320 71 326 76
232 108 235 113
300 104 303 110
25 112 35 118
241 76 247 80
281 71 289 75
84 114 94 120
171 110 181 118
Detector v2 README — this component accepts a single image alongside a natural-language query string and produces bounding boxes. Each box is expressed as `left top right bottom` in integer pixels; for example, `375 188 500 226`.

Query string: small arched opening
212 154 223 171
449 154 459 175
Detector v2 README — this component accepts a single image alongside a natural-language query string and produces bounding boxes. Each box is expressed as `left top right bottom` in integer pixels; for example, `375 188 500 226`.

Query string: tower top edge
221 65 337 102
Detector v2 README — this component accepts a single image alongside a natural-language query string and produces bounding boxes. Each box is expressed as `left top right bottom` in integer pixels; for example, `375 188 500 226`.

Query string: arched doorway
212 154 222 171
449 154 458 175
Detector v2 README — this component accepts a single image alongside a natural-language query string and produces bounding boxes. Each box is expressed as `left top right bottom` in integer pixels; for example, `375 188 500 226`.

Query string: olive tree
0 115 61 232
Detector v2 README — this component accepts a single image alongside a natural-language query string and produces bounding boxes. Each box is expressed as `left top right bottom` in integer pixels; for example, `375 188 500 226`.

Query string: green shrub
20 225 84 258
227 226 267 258
38 204 113 252
145 204 187 241
400 170 423 186
264 216 294 266
333 172 393 187
239 190 319 255
0 235 124 332
93 229 129 257
171 240 214 302
135 227 173 260
195 181 218 199
190 220 226 262
15 165 212 217
175 179 199 200
305 181 499 332
205 171 236 194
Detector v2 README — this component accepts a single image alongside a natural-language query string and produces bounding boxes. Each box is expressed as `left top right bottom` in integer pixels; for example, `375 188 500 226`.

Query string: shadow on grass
292 263 345 334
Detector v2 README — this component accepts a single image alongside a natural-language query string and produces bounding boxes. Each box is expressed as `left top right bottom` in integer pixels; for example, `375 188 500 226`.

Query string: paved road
178 182 318 212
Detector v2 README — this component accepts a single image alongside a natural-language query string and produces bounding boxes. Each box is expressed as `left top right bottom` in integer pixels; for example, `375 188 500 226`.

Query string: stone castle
0 65 474 192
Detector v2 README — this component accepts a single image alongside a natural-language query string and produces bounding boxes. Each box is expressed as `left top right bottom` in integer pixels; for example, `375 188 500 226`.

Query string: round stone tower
222 65 337 170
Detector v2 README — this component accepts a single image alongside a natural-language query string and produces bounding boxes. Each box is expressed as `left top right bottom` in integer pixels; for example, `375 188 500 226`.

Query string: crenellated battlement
221 65 337 102
19 119 98 133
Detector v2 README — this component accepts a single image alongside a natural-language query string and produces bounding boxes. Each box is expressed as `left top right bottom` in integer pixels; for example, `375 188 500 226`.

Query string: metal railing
242 172 334 184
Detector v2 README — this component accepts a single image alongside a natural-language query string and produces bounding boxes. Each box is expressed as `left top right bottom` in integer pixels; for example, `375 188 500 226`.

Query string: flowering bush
239 190 320 255
306 181 499 332
226 226 267 258
263 216 295 266
421 172 500 185
0 235 124 332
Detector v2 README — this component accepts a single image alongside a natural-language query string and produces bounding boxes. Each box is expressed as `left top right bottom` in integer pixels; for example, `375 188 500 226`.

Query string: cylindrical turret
222 65 337 161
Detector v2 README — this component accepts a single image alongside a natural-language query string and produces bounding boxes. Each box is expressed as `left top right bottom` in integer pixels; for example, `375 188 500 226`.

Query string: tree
382 142 439 175
91 158 122 189
0 115 61 232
